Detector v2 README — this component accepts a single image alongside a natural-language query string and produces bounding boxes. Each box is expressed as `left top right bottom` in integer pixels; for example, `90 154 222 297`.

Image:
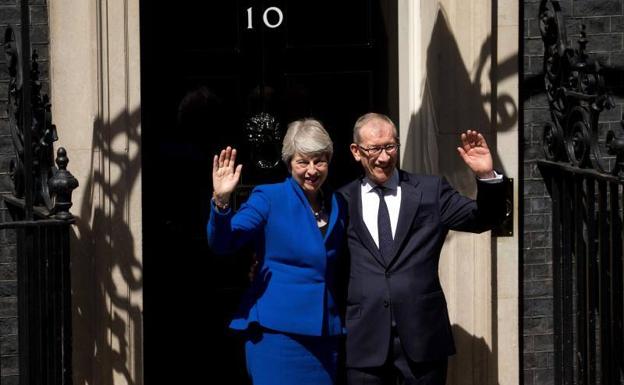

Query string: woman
207 119 346 385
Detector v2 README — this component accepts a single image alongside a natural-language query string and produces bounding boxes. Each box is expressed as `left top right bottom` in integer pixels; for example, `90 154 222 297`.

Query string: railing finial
48 147 79 220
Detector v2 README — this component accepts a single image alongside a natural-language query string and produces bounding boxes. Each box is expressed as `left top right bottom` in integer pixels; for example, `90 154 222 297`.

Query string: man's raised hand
456 130 495 179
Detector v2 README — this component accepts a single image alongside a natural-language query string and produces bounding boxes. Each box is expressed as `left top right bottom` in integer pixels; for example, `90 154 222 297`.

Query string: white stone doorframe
49 0 143 384
398 1 519 384
48 0 518 383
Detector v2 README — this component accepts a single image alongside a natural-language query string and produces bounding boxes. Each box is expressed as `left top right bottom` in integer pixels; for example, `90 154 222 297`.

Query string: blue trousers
245 327 339 385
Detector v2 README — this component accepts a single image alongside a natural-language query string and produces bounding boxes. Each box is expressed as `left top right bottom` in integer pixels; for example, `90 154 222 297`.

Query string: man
339 113 506 384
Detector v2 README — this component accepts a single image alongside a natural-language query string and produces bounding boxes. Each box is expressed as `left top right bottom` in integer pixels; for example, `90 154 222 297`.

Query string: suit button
383 300 389 308
385 272 391 278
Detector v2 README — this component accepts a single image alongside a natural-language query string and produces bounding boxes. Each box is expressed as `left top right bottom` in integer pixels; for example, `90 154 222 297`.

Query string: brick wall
523 0 624 384
0 1 49 384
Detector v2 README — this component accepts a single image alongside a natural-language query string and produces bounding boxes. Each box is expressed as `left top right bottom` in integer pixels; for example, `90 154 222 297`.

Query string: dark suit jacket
338 170 506 367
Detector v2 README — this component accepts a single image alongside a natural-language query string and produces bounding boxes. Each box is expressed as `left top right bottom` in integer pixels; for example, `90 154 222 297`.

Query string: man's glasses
357 143 400 156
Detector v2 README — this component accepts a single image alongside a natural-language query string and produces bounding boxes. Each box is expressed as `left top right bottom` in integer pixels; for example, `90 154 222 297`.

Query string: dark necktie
374 185 393 264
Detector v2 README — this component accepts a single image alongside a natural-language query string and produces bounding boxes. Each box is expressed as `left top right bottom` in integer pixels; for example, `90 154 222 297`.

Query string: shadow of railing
71 107 143 385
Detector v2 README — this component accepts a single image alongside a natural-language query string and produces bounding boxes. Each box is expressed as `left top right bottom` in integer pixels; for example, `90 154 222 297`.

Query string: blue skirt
244 327 339 385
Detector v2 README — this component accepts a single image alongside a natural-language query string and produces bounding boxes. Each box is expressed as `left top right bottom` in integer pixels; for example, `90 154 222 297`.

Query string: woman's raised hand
212 147 243 203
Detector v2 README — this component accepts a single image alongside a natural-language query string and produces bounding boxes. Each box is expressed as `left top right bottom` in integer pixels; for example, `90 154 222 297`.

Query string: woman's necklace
312 199 328 227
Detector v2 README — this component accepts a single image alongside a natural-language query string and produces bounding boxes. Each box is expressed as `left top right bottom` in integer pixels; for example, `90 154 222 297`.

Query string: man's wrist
477 170 496 179
477 170 503 183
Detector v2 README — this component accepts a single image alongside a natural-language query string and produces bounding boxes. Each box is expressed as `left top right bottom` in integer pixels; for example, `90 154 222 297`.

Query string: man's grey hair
353 112 399 143
281 118 333 164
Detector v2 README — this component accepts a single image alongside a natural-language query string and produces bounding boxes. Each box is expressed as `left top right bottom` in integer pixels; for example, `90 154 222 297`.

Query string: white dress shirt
360 170 401 247
360 169 503 247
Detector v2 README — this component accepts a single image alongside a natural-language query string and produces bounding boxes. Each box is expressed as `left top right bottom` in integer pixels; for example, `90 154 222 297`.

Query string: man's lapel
388 171 422 265
349 180 386 268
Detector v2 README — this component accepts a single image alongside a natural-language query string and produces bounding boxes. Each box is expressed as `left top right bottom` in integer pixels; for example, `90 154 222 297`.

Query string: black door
140 1 397 382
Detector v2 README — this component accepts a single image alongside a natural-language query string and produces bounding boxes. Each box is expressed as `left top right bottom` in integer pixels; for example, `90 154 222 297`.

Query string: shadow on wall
403 10 517 195
71 107 143 385
401 8 518 385
448 324 500 385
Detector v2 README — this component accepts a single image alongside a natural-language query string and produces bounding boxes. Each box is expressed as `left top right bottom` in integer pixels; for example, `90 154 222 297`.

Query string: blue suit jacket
207 177 347 336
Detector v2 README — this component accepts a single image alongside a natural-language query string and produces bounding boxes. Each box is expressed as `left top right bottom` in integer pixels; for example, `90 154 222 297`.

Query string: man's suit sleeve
439 176 507 233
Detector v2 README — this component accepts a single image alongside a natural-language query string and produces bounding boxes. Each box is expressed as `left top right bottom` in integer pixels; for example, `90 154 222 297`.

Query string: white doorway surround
398 1 519 384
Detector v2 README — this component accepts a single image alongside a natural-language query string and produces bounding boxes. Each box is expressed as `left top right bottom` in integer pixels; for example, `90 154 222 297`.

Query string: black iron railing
0 208 74 385
539 162 624 385
538 1 624 384
1 0 78 383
